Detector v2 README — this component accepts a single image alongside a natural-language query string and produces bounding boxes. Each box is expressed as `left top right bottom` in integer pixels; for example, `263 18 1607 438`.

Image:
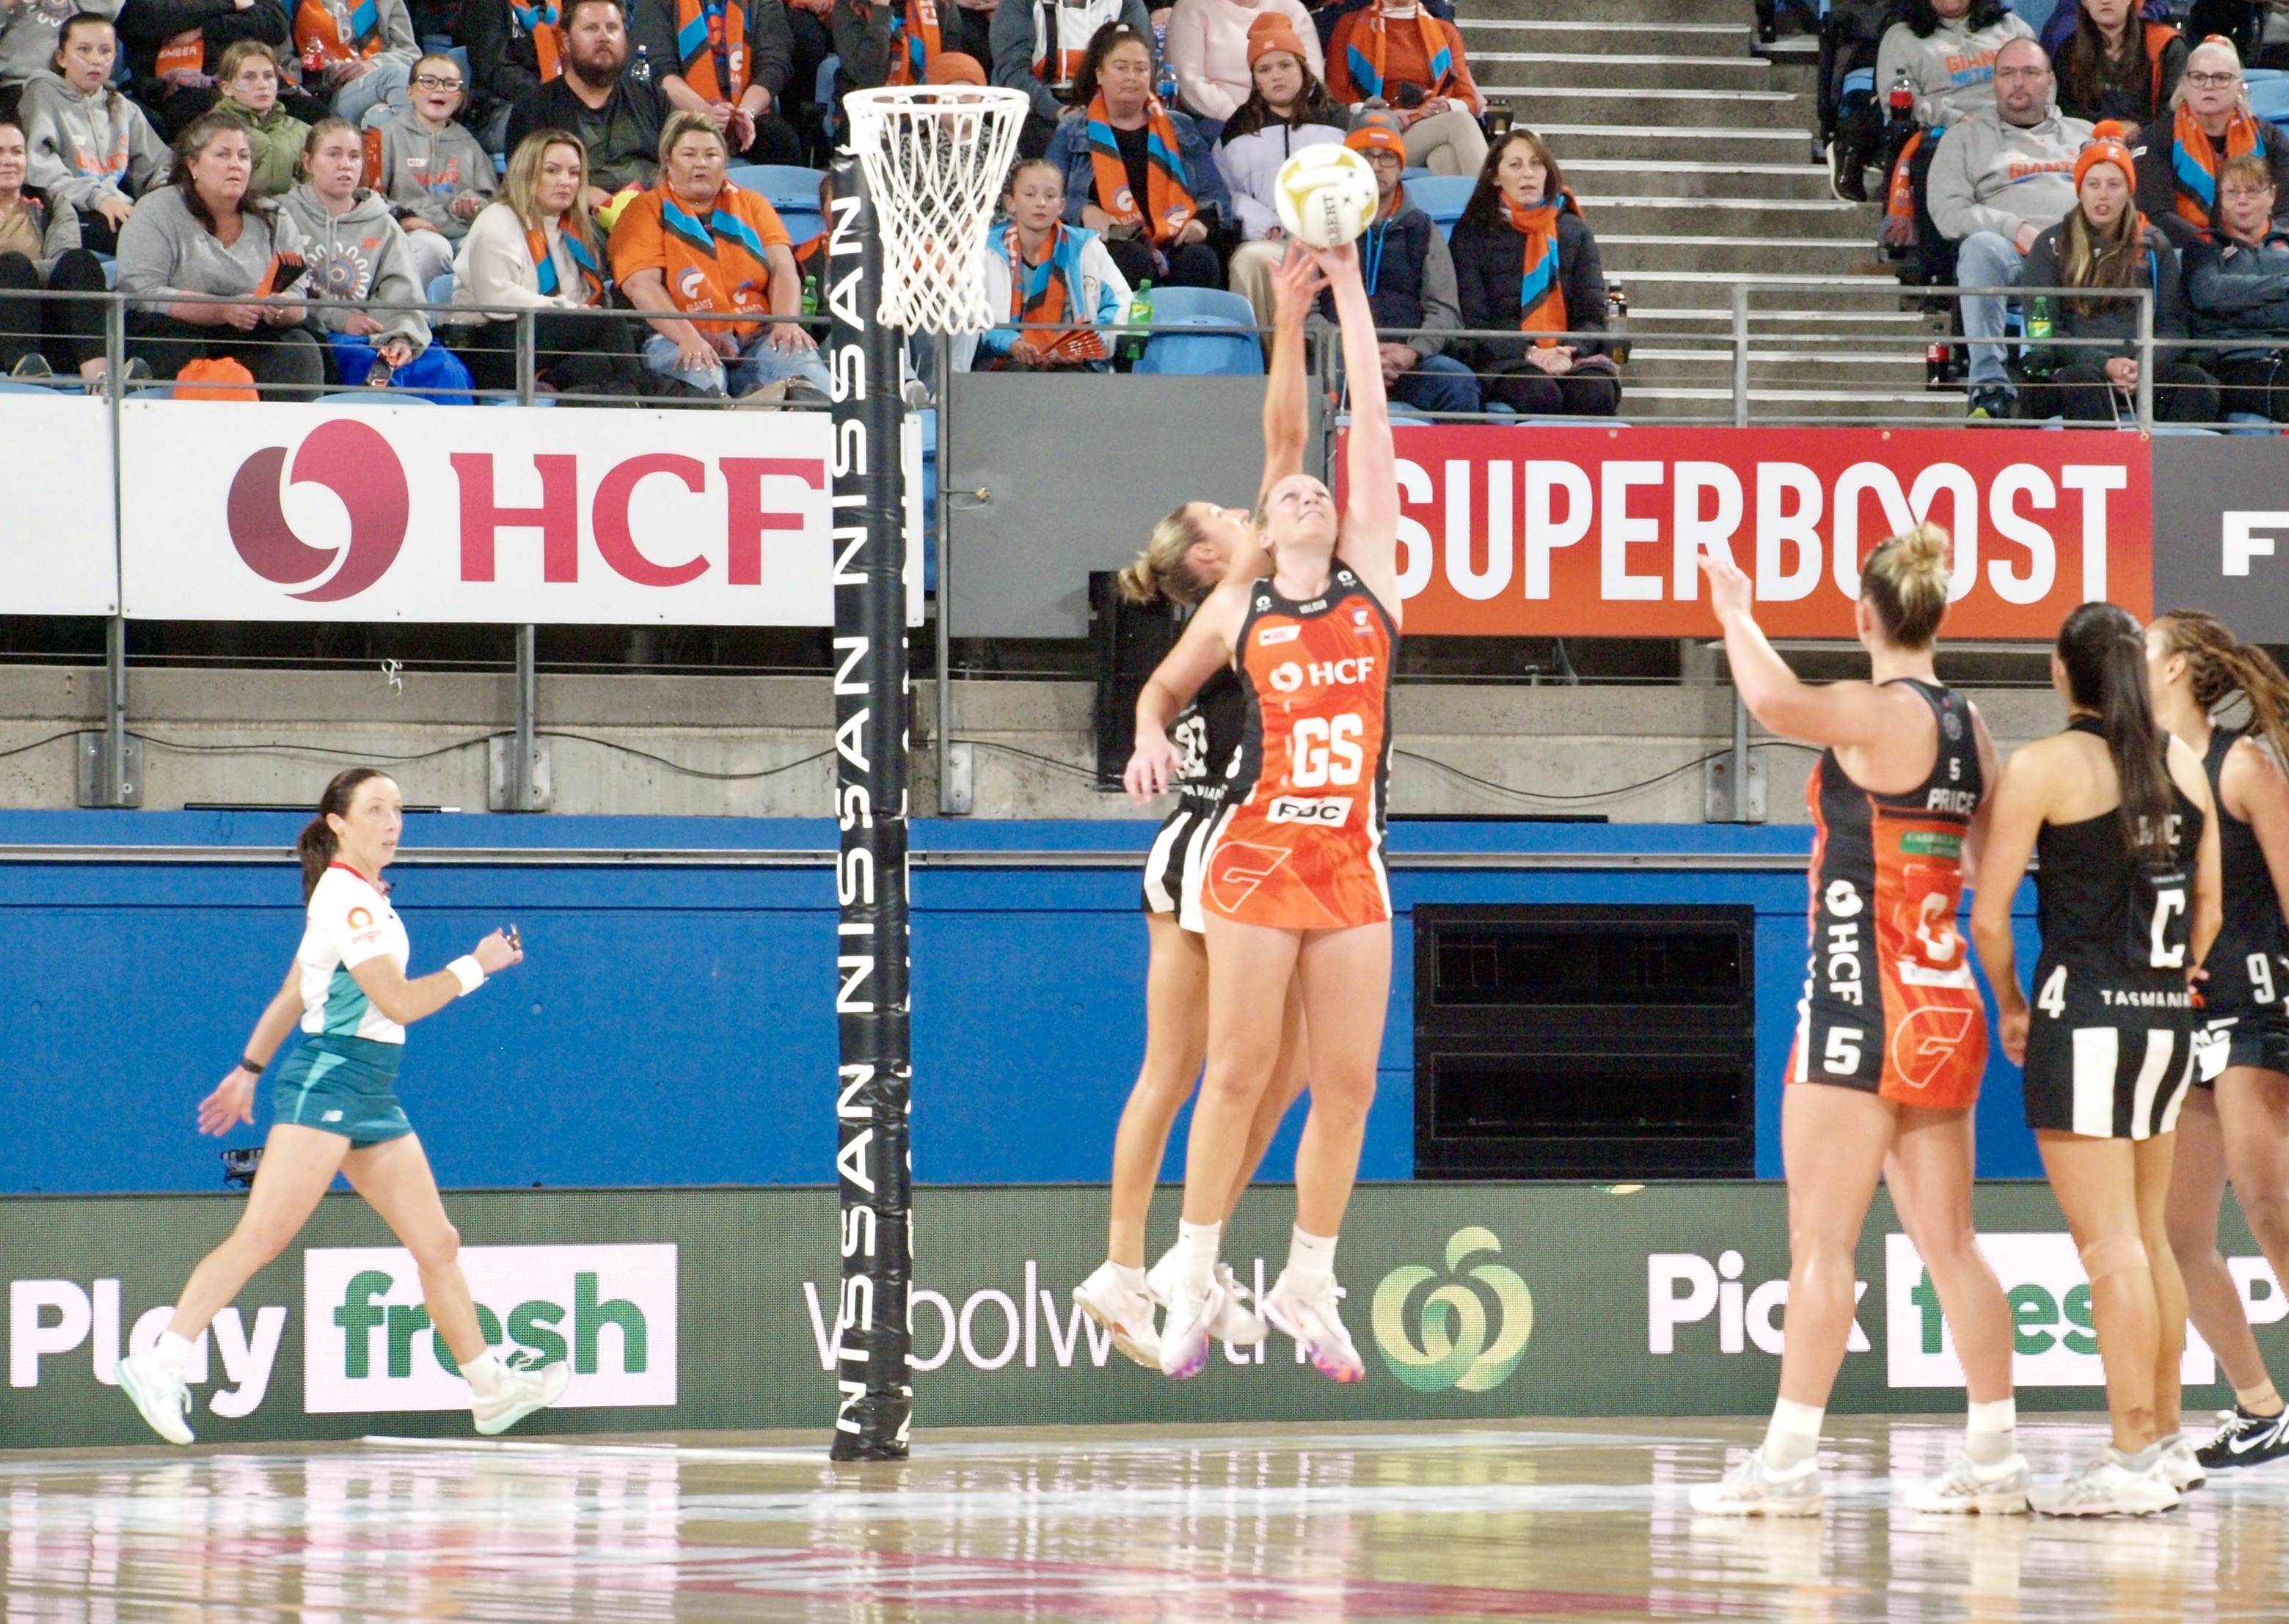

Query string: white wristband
448 956 486 995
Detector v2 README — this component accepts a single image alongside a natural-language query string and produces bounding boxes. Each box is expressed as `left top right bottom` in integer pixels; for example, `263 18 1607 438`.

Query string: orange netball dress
1792 679 1988 1108
1202 566 1398 931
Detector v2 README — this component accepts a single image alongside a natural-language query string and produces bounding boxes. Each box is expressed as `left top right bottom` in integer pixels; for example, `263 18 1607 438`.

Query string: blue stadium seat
1135 320 1266 376
2249 78 2289 122
2247 68 2288 84
778 209 825 247
426 273 455 307
483 396 559 406
727 164 828 213
97 252 116 290
1144 286 1257 327
320 391 437 405
1405 174 1475 235
2001 0 2050 23
0 379 63 396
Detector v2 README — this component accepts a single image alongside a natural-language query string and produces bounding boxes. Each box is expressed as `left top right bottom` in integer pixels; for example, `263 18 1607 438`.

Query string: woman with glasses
2135 35 2289 250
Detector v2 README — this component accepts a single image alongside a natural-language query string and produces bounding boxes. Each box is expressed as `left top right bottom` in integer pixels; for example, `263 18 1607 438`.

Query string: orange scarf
294 0 385 68
1503 191 1571 345
999 221 1106 365
1085 94 1197 247
527 222 604 304
2171 100 2263 238
1343 6 1453 101
673 0 748 102
513 0 563 82
886 0 941 88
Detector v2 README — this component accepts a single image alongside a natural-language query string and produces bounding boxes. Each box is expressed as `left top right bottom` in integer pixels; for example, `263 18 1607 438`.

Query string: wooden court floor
1 1416 2284 1621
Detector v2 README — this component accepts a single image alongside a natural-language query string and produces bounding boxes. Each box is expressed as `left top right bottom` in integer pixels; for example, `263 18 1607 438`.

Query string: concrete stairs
1456 0 1957 423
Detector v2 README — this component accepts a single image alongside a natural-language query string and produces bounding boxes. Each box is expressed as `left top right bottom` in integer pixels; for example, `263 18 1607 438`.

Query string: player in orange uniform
1124 240 1401 1383
1689 524 2025 1518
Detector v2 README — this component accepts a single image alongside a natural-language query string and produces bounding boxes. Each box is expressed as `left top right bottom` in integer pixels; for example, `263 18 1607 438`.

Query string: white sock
1173 1219 1221 1295
461 1350 505 1400
1284 1226 1338 1297
1111 1262 1147 1295
1762 1398 1824 1472
1965 1397 2018 1467
152 1331 194 1378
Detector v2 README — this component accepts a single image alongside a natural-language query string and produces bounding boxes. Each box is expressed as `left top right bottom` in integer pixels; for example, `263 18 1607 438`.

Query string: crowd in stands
0 0 1607 410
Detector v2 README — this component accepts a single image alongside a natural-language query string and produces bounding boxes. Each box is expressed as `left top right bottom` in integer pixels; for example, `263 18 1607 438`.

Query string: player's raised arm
1310 242 1399 617
1259 246 1326 503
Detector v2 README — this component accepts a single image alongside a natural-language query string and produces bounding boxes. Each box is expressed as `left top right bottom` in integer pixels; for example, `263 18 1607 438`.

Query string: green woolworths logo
1370 1227 1535 1393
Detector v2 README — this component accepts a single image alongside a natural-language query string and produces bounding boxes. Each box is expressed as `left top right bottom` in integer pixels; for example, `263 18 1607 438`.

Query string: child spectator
18 12 171 253
0 108 113 386
369 50 497 288
1322 0 1483 177
2186 150 2289 420
214 40 310 195
957 156 1127 370
2055 0 2184 137
116 0 321 139
988 0 1153 158
282 116 470 393
1450 127 1621 417
292 0 418 126
117 108 325 395
454 126 646 396
0 0 124 88
1164 0 1320 128
607 110 829 400
1043 19 1229 289
633 0 807 164
1216 10 1342 328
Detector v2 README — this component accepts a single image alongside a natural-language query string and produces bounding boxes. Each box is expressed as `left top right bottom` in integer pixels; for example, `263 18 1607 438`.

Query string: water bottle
801 274 819 317
2026 295 2052 379
1125 279 1154 365
1604 277 1630 366
632 43 653 87
1154 28 1178 106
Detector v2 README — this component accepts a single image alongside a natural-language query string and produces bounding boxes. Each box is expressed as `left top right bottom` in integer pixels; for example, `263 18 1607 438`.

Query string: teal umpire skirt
271 1034 415 1147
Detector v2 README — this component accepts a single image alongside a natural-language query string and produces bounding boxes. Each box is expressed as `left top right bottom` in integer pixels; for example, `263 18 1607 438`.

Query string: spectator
0 0 123 88
1307 106 1472 412
459 0 566 138
117 109 324 394
1322 0 1483 178
1873 0 2037 129
282 116 470 392
990 0 1150 159
369 50 497 288
2054 0 2183 136
1216 10 1343 327
505 0 670 205
2018 135 2215 420
1164 0 1320 128
453 127 646 395
116 0 313 139
830 0 990 94
1450 125 1618 418
1306 0 1450 54
291 0 418 127
18 12 171 254
632 0 806 164
2136 35 2289 249
2185 150 2289 418
0 109 112 385
213 40 309 195
606 110 829 399
1927 36 2092 417
957 155 1126 369
1043 19 1228 289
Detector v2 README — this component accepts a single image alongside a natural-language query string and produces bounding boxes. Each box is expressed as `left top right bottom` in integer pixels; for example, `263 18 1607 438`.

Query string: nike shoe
1687 1448 1824 1517
2029 1449 2180 1517
1158 1273 1225 1380
116 1351 195 1446
1145 1251 1266 1346
1073 1261 1160 1369
1258 1271 1365 1383
471 1358 571 1436
1901 1450 2031 1515
2159 1433 2206 1492
2195 1405 2289 1471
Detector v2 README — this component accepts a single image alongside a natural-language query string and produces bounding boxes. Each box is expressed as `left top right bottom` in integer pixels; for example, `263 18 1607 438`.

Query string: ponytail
1859 521 1953 649
1119 503 1218 607
299 766 390 900
2057 601 2175 861
2155 607 2289 776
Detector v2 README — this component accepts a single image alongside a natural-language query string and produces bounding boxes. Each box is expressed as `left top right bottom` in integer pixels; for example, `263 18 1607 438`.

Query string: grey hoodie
1873 10 2038 128
117 183 307 314
0 0 124 89
17 70 170 212
1927 107 2095 244
280 182 431 354
370 107 496 240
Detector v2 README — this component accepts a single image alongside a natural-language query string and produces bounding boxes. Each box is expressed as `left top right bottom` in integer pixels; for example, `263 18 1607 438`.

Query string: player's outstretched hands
473 927 525 974
1271 242 1330 326
1301 239 1362 287
1125 730 1183 805
197 1067 258 1136
1698 549 1754 623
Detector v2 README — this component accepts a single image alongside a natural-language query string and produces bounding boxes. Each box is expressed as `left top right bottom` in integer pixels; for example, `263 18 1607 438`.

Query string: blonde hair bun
1861 521 1952 648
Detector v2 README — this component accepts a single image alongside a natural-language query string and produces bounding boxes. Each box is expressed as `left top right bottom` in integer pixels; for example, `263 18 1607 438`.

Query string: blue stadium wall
0 812 2047 1193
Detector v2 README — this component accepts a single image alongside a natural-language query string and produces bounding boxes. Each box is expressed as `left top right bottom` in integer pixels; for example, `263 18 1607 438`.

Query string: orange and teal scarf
295 0 384 68
998 222 1106 365
1086 94 1197 247
1504 191 1574 345
529 221 604 304
511 0 562 81
1344 6 1452 102
887 0 942 87
2172 99 2263 238
675 0 748 102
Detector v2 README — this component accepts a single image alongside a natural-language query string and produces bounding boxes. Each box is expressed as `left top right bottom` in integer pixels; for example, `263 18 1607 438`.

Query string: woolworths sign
0 1185 2279 1448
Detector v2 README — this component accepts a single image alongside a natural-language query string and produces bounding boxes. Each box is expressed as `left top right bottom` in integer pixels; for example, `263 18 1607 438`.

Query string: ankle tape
2079 1234 2150 1284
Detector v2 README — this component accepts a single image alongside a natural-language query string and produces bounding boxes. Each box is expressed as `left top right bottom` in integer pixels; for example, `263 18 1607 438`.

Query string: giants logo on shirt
2005 159 2076 180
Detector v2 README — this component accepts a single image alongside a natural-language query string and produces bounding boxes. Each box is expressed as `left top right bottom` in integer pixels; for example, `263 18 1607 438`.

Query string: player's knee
2241 1185 2289 1254
409 1224 461 1272
234 1221 299 1268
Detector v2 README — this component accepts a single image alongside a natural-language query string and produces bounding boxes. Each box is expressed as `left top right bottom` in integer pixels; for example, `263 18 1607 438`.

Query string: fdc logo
227 418 410 602
1370 1226 1534 1393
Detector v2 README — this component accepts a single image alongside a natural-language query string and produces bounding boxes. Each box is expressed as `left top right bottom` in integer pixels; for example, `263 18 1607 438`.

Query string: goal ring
844 85 1031 337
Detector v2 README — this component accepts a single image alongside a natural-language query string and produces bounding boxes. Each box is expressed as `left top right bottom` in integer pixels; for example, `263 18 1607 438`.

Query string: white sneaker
2158 1433 2206 1493
1902 1450 2031 1514
2029 1449 2181 1517
471 1358 571 1436
1144 1251 1267 1347
1259 1270 1365 1383
1688 1447 1824 1517
1073 1261 1160 1369
116 1352 195 1446
1158 1273 1225 1380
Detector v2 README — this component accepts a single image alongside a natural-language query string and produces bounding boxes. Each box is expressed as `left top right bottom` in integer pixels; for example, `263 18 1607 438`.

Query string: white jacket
452 202 588 312
1165 0 1324 124
952 223 1131 370
1216 118 1347 240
